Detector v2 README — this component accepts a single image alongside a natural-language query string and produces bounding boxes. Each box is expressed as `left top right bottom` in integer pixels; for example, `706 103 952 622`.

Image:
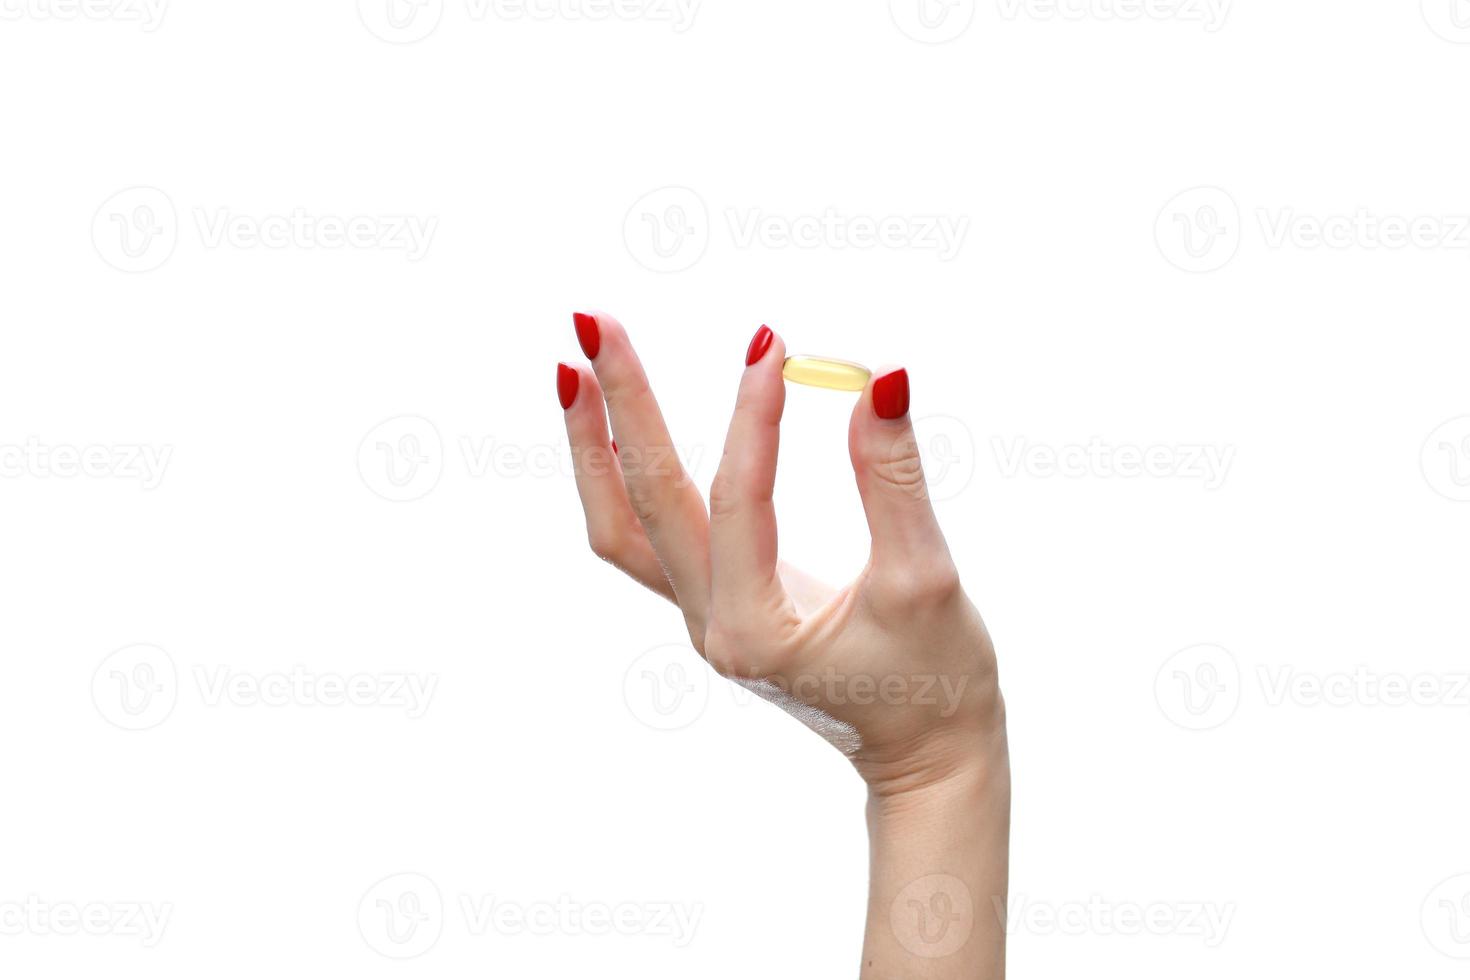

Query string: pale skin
558 311 1009 977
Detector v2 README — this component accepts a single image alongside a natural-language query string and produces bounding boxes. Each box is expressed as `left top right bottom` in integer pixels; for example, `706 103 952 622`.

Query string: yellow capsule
782 356 872 392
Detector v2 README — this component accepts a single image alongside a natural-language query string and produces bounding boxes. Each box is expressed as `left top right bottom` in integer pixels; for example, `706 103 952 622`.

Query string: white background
2 0 1469 976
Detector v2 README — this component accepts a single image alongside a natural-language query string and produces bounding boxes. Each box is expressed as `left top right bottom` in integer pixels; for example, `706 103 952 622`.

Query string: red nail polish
872 369 910 420
557 362 579 410
745 325 774 366
573 312 600 359
611 440 618 456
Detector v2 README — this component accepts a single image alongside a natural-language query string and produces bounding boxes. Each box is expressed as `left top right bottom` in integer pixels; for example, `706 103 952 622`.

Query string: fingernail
557 362 579 410
872 369 910 420
745 324 774 366
573 312 600 359
611 440 618 456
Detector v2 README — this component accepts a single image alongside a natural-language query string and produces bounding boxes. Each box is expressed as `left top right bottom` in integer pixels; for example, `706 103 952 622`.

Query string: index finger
708 325 797 648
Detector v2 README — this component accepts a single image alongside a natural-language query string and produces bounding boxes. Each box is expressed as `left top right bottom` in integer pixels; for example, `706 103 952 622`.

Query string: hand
557 311 1004 794
558 310 1008 976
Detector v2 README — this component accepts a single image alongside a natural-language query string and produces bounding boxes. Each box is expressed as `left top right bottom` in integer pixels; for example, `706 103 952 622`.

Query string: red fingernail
611 440 618 455
745 324 774 366
573 312 600 359
872 369 910 420
557 362 579 410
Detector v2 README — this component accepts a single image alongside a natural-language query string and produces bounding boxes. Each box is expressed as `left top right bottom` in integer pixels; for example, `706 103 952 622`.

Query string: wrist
859 732 1010 978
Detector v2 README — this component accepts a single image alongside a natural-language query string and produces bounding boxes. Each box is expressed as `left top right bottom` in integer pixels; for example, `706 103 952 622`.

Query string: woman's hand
558 311 1008 977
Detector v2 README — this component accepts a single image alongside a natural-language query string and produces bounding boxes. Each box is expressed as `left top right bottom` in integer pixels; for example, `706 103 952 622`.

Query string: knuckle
624 480 661 527
707 468 741 522
599 367 650 404
586 526 625 564
702 620 765 680
873 558 962 611
700 622 738 675
866 435 929 499
702 612 798 681
917 561 963 603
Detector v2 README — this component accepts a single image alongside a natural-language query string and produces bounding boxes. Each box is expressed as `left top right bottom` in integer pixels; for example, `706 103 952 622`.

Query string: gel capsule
782 356 872 392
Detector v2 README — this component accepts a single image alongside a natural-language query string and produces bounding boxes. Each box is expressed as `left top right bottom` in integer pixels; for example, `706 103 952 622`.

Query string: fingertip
871 367 910 421
745 324 775 366
738 328 787 424
557 361 580 410
572 311 600 360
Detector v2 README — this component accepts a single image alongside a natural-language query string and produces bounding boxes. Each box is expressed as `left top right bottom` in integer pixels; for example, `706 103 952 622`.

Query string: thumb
848 367 949 568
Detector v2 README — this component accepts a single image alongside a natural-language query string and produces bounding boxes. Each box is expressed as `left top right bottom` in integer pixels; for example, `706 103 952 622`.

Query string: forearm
859 747 1010 979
